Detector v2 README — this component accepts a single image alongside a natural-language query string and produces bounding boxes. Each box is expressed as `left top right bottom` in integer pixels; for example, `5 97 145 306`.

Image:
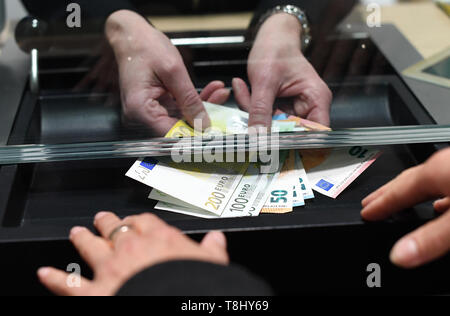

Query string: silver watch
255 5 312 53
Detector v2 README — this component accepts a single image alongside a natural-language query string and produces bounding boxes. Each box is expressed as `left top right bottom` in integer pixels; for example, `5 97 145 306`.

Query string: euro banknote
152 162 282 218
301 147 382 199
166 102 305 137
261 151 297 214
126 158 249 215
294 150 315 200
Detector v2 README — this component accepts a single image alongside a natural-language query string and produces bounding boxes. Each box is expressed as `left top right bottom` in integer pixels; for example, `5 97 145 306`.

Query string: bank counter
0 1 449 295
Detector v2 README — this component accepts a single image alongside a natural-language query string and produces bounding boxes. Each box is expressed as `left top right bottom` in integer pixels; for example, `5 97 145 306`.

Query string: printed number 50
271 190 288 203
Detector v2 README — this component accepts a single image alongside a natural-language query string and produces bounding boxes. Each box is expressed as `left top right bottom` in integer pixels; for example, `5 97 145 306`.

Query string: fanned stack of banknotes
126 103 381 219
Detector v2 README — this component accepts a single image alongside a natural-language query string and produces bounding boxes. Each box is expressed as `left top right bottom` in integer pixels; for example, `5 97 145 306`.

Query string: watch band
254 4 312 53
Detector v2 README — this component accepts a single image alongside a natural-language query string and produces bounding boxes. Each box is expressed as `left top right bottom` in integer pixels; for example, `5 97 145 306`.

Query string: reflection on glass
424 56 450 79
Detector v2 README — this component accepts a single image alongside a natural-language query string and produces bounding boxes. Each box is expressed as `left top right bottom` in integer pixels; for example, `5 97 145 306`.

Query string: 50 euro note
151 162 282 218
261 150 298 214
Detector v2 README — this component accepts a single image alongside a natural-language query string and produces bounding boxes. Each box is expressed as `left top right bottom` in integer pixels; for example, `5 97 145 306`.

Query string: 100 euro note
126 158 249 215
152 162 282 218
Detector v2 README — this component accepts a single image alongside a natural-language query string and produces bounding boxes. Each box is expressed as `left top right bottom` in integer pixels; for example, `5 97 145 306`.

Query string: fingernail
211 231 226 248
248 125 269 135
390 238 419 266
194 111 211 130
37 267 51 278
95 212 108 222
70 226 85 238
361 197 369 207
232 78 240 88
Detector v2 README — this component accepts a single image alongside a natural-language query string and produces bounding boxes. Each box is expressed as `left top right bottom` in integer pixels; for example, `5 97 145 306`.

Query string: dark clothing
117 261 273 296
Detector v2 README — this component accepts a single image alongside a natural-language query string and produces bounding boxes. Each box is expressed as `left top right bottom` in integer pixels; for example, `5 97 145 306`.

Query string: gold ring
108 225 135 242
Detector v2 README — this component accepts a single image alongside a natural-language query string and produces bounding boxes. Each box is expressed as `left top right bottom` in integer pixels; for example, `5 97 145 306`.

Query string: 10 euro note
301 147 382 199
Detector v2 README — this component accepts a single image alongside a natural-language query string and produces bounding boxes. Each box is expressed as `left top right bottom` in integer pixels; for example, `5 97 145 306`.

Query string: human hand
361 148 450 269
106 10 229 136
233 13 332 129
37 212 229 296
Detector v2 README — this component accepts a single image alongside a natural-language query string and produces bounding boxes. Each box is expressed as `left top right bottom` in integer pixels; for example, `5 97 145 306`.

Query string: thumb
201 231 229 265
390 210 450 269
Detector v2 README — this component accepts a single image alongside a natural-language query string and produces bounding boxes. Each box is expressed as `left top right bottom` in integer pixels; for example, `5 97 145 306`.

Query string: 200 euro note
301 146 382 199
126 157 248 215
152 162 281 218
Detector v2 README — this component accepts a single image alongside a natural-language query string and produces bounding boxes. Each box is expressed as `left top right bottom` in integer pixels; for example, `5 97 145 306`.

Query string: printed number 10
349 146 368 159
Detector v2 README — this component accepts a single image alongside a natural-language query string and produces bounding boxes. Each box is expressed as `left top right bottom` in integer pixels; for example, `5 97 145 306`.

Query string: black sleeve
21 0 137 34
116 261 274 296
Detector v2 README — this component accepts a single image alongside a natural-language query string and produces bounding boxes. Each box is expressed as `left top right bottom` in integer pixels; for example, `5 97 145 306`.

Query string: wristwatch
254 5 312 53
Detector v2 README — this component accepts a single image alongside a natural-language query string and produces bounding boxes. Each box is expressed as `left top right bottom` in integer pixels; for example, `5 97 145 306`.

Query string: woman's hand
362 148 450 269
106 10 229 136
37 212 229 296
233 13 332 128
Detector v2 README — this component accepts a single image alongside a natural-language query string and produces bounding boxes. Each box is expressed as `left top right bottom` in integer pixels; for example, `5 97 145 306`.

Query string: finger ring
108 225 135 242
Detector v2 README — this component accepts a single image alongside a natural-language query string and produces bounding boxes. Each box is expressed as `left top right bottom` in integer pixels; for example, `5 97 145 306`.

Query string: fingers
305 105 331 128
434 197 450 213
69 227 112 269
248 80 278 129
157 59 210 130
232 78 251 112
361 166 435 221
390 209 450 268
37 267 94 296
200 231 229 265
362 148 450 221
94 212 124 239
200 81 225 100
123 213 170 235
294 81 332 127
123 92 178 136
207 89 231 105
361 182 390 208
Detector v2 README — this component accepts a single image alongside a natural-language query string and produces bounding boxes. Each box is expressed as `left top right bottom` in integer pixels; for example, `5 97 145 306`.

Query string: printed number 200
205 192 226 211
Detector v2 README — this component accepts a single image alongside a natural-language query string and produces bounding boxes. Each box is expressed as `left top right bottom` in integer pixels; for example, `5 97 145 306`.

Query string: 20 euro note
295 150 315 200
301 146 382 199
126 158 249 215
151 162 281 218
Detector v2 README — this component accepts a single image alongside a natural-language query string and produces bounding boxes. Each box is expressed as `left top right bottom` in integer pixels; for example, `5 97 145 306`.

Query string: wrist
257 13 302 43
106 10 154 59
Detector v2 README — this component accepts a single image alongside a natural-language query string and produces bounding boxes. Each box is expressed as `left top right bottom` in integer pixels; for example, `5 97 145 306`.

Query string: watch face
403 46 450 88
